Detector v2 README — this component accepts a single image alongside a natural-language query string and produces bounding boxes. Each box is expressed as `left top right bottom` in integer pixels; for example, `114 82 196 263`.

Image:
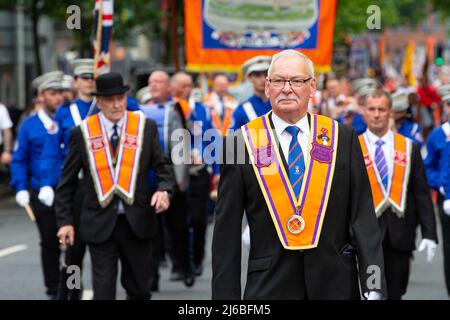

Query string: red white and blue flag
93 0 113 77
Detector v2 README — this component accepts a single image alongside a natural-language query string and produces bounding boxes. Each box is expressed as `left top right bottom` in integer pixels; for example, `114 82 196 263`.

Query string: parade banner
93 0 114 77
185 0 337 73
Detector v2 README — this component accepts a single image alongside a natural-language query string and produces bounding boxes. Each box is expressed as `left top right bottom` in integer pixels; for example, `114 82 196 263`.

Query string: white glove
443 199 450 216
418 238 437 263
366 291 383 300
439 186 445 196
38 186 55 207
15 190 30 207
242 225 250 247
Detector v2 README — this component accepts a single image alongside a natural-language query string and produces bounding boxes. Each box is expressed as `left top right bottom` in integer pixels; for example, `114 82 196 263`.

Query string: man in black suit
55 72 174 300
360 89 438 299
212 49 387 300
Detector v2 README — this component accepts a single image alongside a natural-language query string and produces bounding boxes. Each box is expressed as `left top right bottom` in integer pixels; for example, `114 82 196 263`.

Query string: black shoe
183 272 195 288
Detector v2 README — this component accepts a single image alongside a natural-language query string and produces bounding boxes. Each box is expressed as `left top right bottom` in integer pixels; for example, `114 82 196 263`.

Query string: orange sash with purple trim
359 132 411 217
242 112 338 250
81 111 145 207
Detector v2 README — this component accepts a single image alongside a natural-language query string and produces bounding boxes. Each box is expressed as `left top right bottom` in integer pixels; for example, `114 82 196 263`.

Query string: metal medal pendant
287 215 305 235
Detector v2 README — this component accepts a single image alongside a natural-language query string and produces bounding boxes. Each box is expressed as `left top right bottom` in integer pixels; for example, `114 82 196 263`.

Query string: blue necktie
285 126 305 199
111 124 119 154
375 139 388 189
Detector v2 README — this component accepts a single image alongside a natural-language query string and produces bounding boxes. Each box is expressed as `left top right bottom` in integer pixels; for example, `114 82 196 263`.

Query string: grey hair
267 49 315 78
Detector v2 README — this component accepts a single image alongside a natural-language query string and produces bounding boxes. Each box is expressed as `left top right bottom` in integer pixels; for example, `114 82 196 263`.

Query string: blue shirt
397 119 424 149
232 95 271 130
140 102 170 191
40 98 92 187
424 123 449 190
11 112 56 191
140 103 167 152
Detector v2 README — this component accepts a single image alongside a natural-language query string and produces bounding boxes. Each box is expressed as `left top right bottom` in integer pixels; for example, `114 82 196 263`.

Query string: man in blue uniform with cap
392 91 424 149
10 71 64 299
40 58 96 187
232 55 272 130
39 58 96 300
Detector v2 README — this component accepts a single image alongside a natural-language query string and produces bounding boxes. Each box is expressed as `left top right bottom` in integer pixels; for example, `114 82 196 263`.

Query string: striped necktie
375 139 388 189
285 125 305 199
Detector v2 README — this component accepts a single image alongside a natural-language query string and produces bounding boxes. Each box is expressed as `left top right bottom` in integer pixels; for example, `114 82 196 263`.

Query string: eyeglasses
268 77 312 88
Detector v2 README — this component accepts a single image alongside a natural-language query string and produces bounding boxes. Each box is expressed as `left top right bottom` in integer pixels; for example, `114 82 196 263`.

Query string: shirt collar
150 98 172 109
99 112 124 132
271 111 310 137
365 128 393 145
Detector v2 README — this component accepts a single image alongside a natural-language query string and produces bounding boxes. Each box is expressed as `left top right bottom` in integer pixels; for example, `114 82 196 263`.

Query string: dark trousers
382 234 411 300
30 191 61 297
150 214 166 286
437 194 450 296
164 191 192 275
57 185 86 300
189 168 210 267
89 215 154 300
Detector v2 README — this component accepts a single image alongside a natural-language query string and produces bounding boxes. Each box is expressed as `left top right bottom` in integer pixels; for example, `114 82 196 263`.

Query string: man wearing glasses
212 49 386 300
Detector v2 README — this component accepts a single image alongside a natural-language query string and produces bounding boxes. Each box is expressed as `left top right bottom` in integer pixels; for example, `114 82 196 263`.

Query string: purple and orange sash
359 132 411 217
81 111 145 207
242 112 338 250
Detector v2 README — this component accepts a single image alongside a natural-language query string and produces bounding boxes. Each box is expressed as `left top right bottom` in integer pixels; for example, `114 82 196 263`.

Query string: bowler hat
92 72 130 96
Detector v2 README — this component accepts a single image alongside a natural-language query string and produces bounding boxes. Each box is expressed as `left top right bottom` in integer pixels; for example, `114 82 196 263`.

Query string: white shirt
99 112 124 139
364 129 394 189
0 103 13 146
271 112 310 164
99 112 125 214
212 92 224 117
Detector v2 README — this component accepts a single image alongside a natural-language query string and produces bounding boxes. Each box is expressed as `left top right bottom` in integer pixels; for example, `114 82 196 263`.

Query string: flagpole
94 0 103 79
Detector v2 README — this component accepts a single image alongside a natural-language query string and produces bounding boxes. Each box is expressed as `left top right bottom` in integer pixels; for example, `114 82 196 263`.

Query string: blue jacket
232 95 271 130
441 140 450 200
40 98 92 187
337 113 367 135
424 123 449 190
398 118 424 149
11 112 57 191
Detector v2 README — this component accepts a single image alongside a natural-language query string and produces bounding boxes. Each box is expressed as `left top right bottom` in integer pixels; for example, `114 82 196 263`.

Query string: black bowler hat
92 72 130 96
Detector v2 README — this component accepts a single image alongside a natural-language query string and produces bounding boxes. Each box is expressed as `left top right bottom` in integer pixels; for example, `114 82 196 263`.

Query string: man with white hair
212 49 386 299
